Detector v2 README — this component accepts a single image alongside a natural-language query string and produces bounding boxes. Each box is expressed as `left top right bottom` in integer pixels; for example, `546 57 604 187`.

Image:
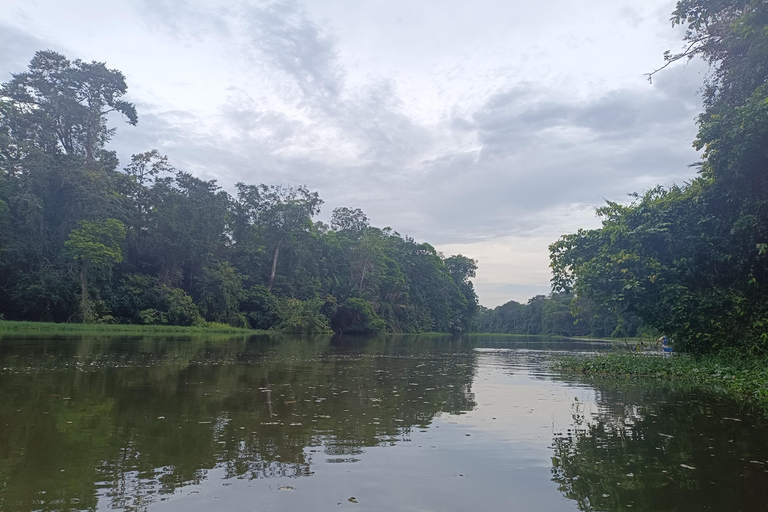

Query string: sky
0 0 706 307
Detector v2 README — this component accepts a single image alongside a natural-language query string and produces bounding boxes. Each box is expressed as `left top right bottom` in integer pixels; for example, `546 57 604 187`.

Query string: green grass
467 333 653 342
565 335 651 343
553 349 768 410
0 320 260 335
466 332 545 338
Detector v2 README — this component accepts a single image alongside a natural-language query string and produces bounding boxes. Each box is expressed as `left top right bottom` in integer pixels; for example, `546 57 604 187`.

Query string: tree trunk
267 238 284 292
80 265 93 323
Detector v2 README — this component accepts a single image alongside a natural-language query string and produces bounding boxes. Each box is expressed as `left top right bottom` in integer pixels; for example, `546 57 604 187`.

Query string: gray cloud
135 0 231 40
108 0 707 255
241 0 344 105
0 22 61 80
4 0 713 307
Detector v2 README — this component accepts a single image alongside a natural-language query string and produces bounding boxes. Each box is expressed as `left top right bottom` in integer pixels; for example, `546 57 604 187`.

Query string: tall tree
1 50 137 160
65 218 126 322
235 184 322 291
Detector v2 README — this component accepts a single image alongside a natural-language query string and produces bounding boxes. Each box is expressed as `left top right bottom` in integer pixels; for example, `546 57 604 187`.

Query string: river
1 334 766 511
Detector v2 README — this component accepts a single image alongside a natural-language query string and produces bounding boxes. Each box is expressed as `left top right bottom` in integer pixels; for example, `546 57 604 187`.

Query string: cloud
98 0 709 305
0 22 59 79
240 0 344 105
135 0 231 40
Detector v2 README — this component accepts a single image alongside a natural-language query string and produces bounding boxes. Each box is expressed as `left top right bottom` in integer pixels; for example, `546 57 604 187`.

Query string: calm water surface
1 334 767 511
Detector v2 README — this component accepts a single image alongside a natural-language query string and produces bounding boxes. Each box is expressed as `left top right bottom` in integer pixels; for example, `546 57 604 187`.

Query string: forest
0 51 480 334
3 0 765 348
476 292 643 338
0 50 635 337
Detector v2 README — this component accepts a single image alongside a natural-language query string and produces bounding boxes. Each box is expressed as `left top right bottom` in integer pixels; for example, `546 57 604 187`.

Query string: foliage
0 51 479 333
241 285 282 330
196 262 247 327
550 0 768 353
331 298 386 334
1 50 137 160
476 292 643 338
278 298 333 334
65 218 125 268
160 286 203 326
0 319 254 334
65 218 126 322
554 349 768 410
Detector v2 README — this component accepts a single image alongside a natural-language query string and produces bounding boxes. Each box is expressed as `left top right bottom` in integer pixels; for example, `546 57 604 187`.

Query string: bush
331 298 386 334
278 297 333 334
241 285 281 330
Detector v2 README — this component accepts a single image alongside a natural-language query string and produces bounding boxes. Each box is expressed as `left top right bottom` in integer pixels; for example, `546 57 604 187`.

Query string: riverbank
0 320 259 335
553 350 768 411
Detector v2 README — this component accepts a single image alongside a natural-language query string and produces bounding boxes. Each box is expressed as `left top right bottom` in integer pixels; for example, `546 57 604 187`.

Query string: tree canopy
0 51 478 332
551 0 768 353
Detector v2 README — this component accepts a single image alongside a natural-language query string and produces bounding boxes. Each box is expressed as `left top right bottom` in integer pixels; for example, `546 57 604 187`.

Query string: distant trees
475 292 642 338
0 51 479 332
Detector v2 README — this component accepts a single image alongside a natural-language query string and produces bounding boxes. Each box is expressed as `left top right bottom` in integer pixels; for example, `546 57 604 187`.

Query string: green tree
331 298 386 334
278 297 333 334
64 218 126 322
550 0 768 352
197 262 247 327
1 50 137 160
330 207 369 235
235 184 322 292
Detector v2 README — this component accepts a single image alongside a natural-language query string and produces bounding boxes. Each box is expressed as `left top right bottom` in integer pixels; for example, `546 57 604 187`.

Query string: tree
1 50 137 160
331 298 386 334
197 262 246 327
549 0 768 352
444 254 479 333
149 172 230 288
330 207 369 235
0 52 486 330
235 184 322 291
120 150 174 269
65 218 125 322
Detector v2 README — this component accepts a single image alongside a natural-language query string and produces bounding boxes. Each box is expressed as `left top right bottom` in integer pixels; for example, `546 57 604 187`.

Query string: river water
0 334 766 511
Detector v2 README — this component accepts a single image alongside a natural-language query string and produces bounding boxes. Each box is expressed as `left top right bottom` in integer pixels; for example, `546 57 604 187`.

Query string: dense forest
0 51 479 334
476 292 643 338
4 0 762 346
551 0 768 353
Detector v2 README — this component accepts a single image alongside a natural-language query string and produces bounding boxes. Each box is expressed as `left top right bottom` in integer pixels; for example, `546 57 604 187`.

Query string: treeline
0 51 477 334
550 0 768 353
476 292 642 338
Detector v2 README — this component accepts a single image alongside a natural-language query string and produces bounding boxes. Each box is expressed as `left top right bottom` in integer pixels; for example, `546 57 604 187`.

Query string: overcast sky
1 0 705 307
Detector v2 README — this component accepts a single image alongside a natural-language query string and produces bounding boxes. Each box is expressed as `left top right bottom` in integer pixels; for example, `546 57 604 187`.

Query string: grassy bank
0 320 260 336
554 350 768 410
565 335 651 343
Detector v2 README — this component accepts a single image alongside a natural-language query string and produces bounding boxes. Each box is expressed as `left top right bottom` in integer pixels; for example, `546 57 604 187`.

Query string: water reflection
550 377 768 511
3 334 767 512
0 334 477 511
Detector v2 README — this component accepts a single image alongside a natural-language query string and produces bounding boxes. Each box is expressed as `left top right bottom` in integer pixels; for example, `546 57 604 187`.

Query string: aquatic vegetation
553 350 768 411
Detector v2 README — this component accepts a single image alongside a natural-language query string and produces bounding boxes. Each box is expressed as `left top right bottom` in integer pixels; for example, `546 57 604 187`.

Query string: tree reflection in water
0 334 477 511
550 377 768 512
